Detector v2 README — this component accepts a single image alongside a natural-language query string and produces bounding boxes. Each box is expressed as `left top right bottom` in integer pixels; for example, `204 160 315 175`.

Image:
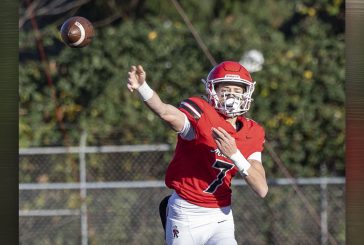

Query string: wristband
230 150 251 176
137 81 154 101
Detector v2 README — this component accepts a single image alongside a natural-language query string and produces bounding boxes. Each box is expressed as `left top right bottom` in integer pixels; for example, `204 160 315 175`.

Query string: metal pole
320 165 328 245
79 131 88 245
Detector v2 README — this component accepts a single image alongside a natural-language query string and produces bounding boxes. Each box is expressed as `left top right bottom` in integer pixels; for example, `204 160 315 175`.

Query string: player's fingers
212 127 226 140
211 127 221 136
130 66 136 72
127 72 134 79
214 138 222 148
127 84 134 92
137 65 144 73
211 127 217 136
220 129 235 143
136 66 145 77
214 136 225 149
216 141 228 156
211 129 221 140
217 127 231 139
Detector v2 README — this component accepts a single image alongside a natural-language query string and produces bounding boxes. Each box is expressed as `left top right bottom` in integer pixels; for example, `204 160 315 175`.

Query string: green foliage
19 0 344 177
251 16 345 177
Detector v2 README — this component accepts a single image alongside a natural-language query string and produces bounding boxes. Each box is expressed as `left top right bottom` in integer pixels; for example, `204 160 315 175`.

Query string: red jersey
165 97 265 208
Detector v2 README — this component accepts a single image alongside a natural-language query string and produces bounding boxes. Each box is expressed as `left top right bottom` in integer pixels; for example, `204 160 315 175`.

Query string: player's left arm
211 127 268 198
243 159 268 198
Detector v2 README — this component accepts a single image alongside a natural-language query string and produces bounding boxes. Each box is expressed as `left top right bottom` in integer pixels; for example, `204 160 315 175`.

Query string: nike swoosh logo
218 220 227 223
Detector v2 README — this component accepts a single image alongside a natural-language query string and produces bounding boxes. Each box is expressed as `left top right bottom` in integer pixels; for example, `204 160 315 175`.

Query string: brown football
60 16 94 48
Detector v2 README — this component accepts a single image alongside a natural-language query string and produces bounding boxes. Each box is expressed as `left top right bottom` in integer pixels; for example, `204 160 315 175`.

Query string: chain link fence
19 145 345 245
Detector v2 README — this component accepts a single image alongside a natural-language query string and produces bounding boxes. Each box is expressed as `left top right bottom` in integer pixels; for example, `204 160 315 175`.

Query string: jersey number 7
204 160 235 194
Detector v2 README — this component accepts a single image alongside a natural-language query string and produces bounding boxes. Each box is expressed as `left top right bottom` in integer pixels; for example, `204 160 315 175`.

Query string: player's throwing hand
127 65 146 92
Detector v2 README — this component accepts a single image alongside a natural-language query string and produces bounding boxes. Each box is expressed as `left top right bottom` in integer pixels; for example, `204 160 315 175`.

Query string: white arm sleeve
247 152 262 162
178 114 196 141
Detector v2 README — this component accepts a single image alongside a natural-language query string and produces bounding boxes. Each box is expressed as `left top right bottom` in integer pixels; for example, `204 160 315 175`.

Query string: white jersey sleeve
178 113 196 141
247 152 262 162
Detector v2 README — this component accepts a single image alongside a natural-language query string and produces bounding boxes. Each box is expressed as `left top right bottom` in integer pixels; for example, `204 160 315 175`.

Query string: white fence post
79 131 88 245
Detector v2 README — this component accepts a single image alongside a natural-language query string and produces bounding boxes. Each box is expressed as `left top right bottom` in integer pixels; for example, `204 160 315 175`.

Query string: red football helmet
202 61 256 117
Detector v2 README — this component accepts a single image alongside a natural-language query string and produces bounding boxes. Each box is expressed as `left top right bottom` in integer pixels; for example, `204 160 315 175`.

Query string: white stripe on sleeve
180 101 201 119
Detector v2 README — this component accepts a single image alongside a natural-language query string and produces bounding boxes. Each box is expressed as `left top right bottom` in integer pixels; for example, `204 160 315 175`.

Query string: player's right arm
127 65 186 132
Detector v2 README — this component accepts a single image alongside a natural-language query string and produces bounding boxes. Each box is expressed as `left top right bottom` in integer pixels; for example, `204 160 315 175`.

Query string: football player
127 61 268 245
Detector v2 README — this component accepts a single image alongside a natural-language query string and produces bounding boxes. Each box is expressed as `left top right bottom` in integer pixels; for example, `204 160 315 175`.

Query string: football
60 16 94 48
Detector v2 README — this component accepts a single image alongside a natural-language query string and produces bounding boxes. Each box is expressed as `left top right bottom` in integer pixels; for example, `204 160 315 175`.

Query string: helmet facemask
203 79 255 117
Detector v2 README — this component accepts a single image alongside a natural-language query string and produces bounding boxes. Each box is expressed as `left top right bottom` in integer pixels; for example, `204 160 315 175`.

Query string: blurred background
19 0 345 244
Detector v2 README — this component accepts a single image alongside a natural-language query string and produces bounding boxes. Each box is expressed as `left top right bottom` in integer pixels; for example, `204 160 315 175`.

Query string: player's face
216 83 246 102
215 83 247 116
